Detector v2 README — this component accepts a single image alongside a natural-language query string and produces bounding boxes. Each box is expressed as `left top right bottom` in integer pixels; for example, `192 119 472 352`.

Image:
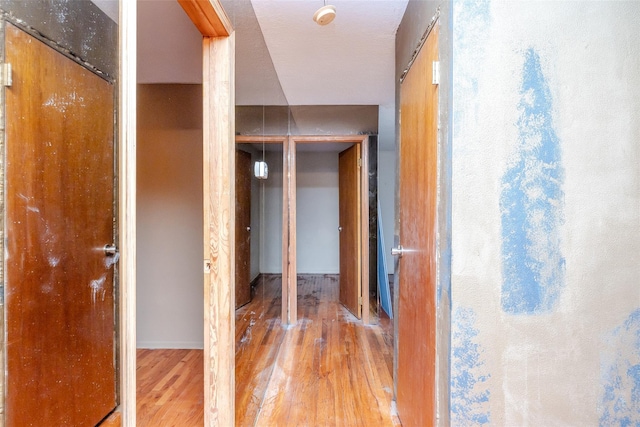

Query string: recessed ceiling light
313 4 336 26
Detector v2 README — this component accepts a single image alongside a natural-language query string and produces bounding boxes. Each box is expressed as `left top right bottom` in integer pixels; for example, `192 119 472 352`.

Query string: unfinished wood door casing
119 1 137 425
396 22 439 427
233 136 370 326
179 1 234 426
293 136 370 325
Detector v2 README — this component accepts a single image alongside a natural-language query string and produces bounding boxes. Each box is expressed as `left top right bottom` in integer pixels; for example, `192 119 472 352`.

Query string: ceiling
93 0 409 149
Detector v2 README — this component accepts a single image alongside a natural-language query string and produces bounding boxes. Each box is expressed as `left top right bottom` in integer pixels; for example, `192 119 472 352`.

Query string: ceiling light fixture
313 1 336 26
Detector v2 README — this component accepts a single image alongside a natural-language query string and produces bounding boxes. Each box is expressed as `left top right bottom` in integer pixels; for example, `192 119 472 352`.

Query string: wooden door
4 23 117 426
338 144 362 318
396 24 439 426
235 149 252 308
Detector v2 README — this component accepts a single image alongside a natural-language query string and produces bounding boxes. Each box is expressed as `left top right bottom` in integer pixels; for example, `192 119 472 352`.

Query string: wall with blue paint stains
450 1 640 425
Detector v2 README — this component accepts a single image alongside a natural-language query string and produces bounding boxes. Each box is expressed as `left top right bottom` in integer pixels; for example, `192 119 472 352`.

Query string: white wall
450 2 640 425
261 149 284 273
137 84 204 349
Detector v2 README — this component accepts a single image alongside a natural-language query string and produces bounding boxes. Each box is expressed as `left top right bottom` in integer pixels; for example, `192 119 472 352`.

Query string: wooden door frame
180 1 235 425
235 135 370 325
119 0 137 424
292 135 370 325
119 1 235 426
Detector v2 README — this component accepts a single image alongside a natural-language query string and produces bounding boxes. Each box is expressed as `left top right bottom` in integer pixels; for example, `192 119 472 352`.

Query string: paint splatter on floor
600 309 640 426
451 306 491 426
500 47 565 314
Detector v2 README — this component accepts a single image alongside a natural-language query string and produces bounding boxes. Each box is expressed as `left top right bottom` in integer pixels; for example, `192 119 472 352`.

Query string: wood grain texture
136 349 204 426
178 0 232 37
203 32 236 427
397 23 439 427
281 140 291 324
287 137 298 324
235 149 252 308
252 274 399 427
119 0 138 424
360 137 370 325
339 145 362 318
5 23 116 426
235 275 286 426
235 135 287 144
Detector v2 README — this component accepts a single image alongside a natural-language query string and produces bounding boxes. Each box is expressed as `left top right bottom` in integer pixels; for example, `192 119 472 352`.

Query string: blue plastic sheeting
377 201 392 318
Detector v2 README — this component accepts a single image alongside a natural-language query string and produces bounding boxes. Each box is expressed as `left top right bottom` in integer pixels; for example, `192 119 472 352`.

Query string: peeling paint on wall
451 306 491 426
500 48 565 314
600 309 640 426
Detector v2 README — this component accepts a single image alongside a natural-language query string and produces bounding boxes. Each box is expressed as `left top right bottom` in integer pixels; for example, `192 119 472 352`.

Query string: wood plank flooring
136 349 204 425
237 274 398 427
106 274 396 426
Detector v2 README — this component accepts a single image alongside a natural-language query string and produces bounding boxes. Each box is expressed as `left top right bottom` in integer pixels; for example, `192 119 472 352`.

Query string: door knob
246 226 251 232
391 245 404 258
104 244 118 256
338 226 343 232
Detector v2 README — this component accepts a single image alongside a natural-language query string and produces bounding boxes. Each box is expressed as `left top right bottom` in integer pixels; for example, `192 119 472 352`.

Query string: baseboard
137 341 204 350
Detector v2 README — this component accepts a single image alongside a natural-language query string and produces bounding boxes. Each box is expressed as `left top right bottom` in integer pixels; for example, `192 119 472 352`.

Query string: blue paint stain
500 48 565 314
453 0 491 135
600 309 640 426
451 307 491 425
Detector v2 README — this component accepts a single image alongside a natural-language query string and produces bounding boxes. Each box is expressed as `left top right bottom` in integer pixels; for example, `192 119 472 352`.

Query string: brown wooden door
4 23 117 426
235 149 252 308
396 23 439 426
338 144 362 318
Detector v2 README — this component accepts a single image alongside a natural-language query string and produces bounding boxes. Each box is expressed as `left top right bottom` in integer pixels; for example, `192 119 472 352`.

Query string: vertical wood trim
360 137 370 324
203 33 235 427
281 140 289 324
288 137 297 324
119 0 136 425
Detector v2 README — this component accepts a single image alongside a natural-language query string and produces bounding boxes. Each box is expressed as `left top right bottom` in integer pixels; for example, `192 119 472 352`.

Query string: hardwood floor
237 274 398 427
137 349 204 426
106 274 396 426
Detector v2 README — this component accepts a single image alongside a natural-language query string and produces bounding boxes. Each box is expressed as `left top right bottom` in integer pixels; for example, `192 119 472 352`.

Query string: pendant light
254 105 268 180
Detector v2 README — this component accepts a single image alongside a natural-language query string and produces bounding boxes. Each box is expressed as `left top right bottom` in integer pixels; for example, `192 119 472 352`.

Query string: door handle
391 245 404 258
104 244 118 257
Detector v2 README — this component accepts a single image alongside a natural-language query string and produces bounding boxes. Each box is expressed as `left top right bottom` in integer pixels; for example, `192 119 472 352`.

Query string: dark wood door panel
235 149 252 308
5 23 116 426
397 23 439 426
339 144 361 318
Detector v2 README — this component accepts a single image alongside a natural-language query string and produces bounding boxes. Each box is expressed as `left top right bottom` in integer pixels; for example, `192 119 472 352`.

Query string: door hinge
1 63 12 87
358 158 362 168
432 61 440 85
359 296 363 306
